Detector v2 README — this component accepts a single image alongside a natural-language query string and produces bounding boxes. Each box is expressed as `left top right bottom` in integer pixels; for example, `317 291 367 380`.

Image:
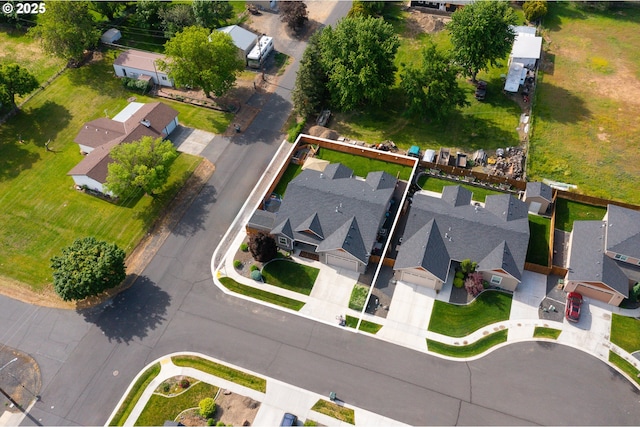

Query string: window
614 253 628 262
490 275 502 285
278 236 288 246
161 76 167 80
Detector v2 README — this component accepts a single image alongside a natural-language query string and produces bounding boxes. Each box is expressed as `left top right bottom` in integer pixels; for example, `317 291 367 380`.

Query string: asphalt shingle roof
525 181 553 202
567 220 629 297
395 219 450 281
605 204 640 258
270 165 396 263
397 186 530 280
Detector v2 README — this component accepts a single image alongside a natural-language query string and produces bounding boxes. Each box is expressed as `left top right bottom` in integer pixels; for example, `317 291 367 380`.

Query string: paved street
2 2 640 426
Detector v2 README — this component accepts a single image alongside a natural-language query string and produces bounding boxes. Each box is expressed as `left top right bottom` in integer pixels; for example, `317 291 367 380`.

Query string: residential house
216 25 259 65
395 186 530 292
113 49 173 87
564 204 640 306
68 102 179 194
523 181 553 214
247 163 398 273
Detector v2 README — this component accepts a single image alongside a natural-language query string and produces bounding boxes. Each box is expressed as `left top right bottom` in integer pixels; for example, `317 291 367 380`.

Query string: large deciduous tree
192 0 234 29
292 31 329 117
134 0 164 30
0 63 39 110
447 1 517 82
28 1 100 65
279 1 308 33
159 26 243 98
400 43 468 120
105 136 178 198
319 15 399 111
51 237 126 301
159 4 196 39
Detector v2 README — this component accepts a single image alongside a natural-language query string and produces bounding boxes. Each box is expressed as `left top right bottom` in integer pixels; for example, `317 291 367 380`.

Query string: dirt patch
176 390 260 427
404 9 450 37
585 62 640 106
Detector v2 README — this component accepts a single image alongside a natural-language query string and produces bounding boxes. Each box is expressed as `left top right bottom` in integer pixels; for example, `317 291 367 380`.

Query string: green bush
216 422 226 427
460 259 477 275
349 284 369 311
482 280 490 289
207 419 215 426
162 383 170 393
121 77 151 93
250 265 259 272
240 242 249 252
455 271 464 279
233 260 242 269
199 398 216 418
453 277 464 288
287 117 307 142
251 270 262 281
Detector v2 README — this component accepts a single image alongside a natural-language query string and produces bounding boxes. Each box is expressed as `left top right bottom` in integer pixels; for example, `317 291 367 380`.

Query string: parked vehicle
475 80 487 101
565 292 583 322
280 413 298 426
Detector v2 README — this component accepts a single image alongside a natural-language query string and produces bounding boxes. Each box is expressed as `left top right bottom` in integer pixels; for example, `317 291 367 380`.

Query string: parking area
170 125 216 156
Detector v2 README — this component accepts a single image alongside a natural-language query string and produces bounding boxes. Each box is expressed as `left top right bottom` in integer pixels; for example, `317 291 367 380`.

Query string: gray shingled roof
442 185 472 207
395 219 450 281
605 204 640 258
567 220 629 297
248 210 276 230
396 186 530 280
270 165 396 263
525 181 553 202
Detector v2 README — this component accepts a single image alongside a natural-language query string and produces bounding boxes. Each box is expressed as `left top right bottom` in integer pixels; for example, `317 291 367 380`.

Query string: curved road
2 2 640 426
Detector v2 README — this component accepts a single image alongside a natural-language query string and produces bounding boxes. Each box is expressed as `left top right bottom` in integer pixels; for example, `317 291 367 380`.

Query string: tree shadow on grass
78 275 170 344
544 2 589 32
535 82 592 124
25 101 72 145
66 56 124 93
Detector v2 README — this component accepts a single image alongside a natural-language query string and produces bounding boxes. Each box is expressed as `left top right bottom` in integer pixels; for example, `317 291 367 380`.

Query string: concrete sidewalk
109 352 409 427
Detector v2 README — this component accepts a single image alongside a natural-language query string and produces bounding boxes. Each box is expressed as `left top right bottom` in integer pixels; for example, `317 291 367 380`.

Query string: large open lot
528 2 640 204
0 50 232 291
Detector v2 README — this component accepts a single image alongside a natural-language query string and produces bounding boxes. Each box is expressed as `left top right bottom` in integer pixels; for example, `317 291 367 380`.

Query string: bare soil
176 390 260 427
403 8 451 37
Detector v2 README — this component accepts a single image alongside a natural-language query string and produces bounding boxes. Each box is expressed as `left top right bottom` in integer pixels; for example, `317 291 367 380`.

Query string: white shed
101 28 122 44
510 35 542 67
504 62 526 93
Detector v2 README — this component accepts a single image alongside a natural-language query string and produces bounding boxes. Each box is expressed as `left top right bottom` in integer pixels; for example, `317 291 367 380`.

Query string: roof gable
366 171 396 190
272 218 294 240
441 185 472 207
605 204 640 258
295 213 324 239
316 217 368 262
484 194 529 222
395 219 450 281
478 240 522 280
525 181 552 202
322 163 353 180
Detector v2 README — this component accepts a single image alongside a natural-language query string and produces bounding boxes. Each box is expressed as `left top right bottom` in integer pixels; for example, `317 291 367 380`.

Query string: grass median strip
311 399 355 425
109 362 161 426
610 314 640 353
533 327 561 340
609 351 640 386
219 277 305 311
345 315 382 334
135 381 218 426
427 330 508 358
428 291 512 338
172 355 266 393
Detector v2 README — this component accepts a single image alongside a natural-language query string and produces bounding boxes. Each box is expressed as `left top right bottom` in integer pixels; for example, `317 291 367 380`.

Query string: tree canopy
523 0 548 23
292 31 329 117
249 232 278 263
159 4 196 39
318 15 399 111
400 43 468 120
28 1 100 64
159 26 244 98
192 0 234 29
105 136 178 198
0 63 39 110
51 237 126 301
279 1 309 32
447 1 517 82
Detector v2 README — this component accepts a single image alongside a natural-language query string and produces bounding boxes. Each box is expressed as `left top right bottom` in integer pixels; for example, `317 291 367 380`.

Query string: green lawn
528 2 640 204
172 355 266 392
610 314 640 353
609 351 640 386
526 214 551 266
273 162 303 197
554 198 607 232
0 53 231 289
417 175 506 202
533 327 561 340
427 330 508 358
219 277 305 311
315 148 414 181
348 284 368 311
109 363 161 426
344 315 382 334
311 399 355 425
428 291 513 338
262 260 319 295
135 381 218 426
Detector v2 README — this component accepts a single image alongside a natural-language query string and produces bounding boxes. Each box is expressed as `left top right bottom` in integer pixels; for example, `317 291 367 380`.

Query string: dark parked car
280 413 298 426
475 80 487 101
565 292 583 322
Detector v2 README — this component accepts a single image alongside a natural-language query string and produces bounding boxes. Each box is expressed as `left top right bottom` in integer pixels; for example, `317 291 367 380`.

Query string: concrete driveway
170 125 216 156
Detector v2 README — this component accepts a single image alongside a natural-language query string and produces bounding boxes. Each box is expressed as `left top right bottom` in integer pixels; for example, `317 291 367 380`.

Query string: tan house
113 49 173 87
564 204 640 306
394 186 530 292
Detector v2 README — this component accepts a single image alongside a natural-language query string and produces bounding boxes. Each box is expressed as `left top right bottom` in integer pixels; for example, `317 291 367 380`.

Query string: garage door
400 270 437 289
575 284 615 304
326 254 359 271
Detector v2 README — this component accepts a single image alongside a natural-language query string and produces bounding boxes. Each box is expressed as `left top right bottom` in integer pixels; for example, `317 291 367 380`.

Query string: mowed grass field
528 2 640 204
0 52 232 290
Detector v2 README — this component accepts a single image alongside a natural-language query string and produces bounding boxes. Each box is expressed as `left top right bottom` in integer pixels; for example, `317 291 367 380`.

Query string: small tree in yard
199 398 216 418
460 259 477 275
0 63 39 111
249 232 278 263
523 0 548 23
51 237 126 301
280 1 308 33
464 272 484 297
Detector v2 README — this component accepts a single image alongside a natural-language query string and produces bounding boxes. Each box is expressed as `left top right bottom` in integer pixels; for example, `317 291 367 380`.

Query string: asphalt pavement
3 2 640 425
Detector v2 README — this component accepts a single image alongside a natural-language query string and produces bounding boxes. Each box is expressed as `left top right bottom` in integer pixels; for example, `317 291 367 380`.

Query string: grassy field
315 148 414 181
533 326 561 340
526 214 551 266
261 260 320 296
135 381 218 426
172 355 267 392
610 314 640 353
219 277 305 311
109 363 161 426
427 329 508 357
528 2 640 204
428 291 512 338
418 175 506 202
0 54 230 290
554 198 607 232
331 4 523 152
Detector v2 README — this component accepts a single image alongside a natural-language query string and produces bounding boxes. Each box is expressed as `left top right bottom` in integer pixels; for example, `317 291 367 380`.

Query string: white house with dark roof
68 102 179 194
395 186 530 292
523 181 553 214
564 204 640 306
113 49 173 87
248 163 397 273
